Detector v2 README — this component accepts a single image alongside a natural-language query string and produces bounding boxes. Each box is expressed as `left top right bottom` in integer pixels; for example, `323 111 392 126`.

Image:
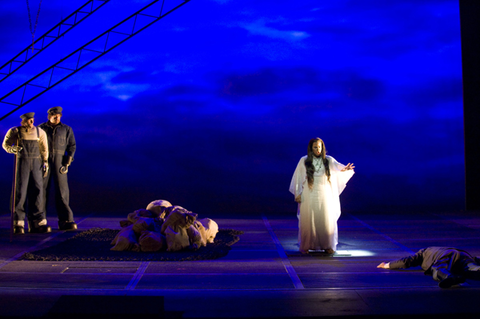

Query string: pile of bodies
110 199 218 252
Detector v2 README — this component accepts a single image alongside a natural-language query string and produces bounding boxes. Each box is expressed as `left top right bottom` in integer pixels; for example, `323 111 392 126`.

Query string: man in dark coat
377 246 480 288
39 107 77 230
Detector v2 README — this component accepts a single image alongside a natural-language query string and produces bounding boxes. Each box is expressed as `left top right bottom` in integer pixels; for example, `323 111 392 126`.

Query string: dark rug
22 228 244 261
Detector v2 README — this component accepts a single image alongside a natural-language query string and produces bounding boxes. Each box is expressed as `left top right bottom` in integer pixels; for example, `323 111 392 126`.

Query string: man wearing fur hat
2 112 51 234
39 107 77 230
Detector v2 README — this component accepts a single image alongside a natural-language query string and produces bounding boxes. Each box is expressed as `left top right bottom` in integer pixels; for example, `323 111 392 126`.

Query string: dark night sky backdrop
0 0 465 218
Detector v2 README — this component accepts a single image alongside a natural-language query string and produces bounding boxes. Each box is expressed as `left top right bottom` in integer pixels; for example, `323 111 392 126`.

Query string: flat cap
47 106 63 115
20 112 35 120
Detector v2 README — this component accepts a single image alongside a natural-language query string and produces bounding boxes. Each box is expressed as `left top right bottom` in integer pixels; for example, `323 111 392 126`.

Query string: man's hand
43 162 49 178
60 156 73 174
377 262 390 269
10 145 23 154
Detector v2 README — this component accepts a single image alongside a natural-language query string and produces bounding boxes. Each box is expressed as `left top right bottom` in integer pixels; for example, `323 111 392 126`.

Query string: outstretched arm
377 249 426 270
341 163 355 171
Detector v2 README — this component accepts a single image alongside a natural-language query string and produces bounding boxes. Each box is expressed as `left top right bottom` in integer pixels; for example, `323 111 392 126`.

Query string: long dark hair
305 137 330 189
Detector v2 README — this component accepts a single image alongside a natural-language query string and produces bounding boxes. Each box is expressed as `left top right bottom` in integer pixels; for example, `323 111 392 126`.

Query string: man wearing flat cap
2 112 51 234
39 107 77 230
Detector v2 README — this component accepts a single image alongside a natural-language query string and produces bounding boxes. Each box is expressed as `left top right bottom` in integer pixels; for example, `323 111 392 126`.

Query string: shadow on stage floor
0 209 479 318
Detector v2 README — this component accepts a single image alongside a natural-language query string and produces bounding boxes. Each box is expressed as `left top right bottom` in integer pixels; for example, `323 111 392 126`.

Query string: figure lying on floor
377 246 480 288
110 199 218 252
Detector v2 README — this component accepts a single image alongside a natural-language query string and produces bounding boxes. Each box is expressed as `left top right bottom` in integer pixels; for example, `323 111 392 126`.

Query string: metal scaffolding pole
0 0 110 83
0 0 190 122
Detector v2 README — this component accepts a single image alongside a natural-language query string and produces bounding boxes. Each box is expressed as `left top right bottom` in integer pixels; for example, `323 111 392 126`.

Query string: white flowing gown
289 155 354 252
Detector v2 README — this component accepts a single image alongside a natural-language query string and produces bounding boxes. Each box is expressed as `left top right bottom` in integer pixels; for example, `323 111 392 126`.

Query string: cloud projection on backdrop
0 0 464 216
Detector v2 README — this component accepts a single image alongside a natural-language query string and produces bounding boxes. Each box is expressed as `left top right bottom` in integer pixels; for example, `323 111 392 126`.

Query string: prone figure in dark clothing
377 246 480 288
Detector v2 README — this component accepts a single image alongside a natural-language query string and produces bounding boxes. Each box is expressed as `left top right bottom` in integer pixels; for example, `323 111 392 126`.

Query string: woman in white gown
289 138 354 254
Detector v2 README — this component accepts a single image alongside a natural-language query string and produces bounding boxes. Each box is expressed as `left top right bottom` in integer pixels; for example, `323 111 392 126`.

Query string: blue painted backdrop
0 0 464 217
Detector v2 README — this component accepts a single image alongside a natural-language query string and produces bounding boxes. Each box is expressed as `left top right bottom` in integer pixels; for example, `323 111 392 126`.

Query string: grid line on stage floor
345 212 417 254
262 214 304 289
0 211 479 318
0 213 93 269
126 261 150 290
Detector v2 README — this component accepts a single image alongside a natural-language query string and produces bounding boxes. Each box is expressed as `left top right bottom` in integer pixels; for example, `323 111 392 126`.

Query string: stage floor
1 210 480 318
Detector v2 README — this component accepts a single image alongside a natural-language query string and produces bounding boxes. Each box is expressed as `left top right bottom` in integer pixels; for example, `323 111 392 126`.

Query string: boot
438 275 465 288
59 221 77 230
14 226 25 234
28 220 52 233
29 225 52 233
13 220 25 234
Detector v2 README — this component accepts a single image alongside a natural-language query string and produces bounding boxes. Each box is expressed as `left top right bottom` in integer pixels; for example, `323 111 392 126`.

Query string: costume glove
43 162 49 178
10 145 23 154
60 156 73 174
